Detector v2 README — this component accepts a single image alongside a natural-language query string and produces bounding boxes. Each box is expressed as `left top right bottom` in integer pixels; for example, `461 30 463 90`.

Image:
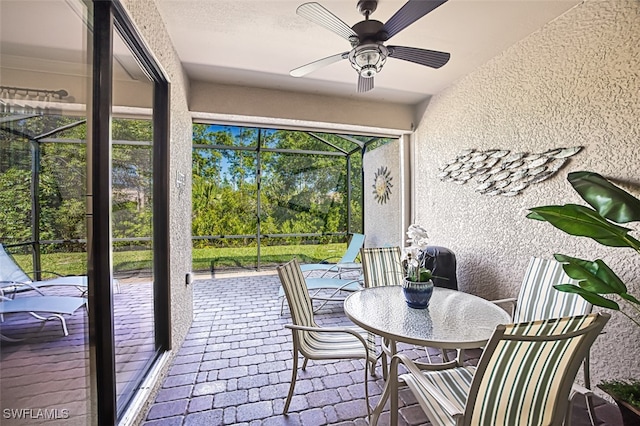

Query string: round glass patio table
344 286 511 426
344 285 511 351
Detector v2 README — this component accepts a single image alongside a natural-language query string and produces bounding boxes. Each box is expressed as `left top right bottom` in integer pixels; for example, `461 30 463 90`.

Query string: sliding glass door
0 0 93 424
91 1 171 422
1 1 170 424
111 28 158 412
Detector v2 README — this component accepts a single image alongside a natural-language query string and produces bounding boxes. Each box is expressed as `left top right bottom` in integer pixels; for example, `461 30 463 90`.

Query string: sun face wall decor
373 166 393 204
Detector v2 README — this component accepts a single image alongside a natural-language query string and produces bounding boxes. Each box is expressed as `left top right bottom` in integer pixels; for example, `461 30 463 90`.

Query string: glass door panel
0 0 93 424
111 29 157 414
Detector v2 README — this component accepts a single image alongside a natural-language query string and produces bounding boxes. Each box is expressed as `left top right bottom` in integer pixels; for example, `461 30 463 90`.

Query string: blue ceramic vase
402 279 434 309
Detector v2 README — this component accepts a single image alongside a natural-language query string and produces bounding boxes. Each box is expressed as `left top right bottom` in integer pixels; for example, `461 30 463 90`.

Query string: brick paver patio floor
142 272 623 426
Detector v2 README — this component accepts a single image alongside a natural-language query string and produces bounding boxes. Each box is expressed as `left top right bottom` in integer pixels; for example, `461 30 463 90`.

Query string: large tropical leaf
554 284 621 310
527 204 638 248
568 171 640 224
620 293 640 306
554 254 627 294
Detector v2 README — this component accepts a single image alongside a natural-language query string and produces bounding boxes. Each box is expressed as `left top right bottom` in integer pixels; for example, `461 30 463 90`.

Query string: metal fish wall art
437 146 582 196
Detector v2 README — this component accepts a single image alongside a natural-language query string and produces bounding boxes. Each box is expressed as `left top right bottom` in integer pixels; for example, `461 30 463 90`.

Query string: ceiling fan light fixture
349 43 388 78
292 0 451 90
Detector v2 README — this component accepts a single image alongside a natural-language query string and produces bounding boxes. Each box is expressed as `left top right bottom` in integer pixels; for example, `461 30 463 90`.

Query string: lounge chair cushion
0 244 32 284
0 296 87 315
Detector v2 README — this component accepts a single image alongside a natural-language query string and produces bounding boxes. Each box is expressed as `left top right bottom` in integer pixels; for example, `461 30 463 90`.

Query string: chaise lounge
299 233 365 277
0 243 119 296
0 293 87 341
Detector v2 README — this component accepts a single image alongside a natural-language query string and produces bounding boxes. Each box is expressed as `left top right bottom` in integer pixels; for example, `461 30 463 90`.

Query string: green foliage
12 243 348 276
1 115 154 254
570 171 640 223
191 125 364 246
0 168 32 239
599 380 640 410
418 268 434 282
527 171 640 329
194 242 347 271
2 116 369 273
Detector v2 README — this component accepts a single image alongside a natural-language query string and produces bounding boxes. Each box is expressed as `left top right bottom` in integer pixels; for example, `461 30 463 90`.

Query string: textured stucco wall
190 80 415 132
121 0 194 422
413 0 640 388
364 140 404 247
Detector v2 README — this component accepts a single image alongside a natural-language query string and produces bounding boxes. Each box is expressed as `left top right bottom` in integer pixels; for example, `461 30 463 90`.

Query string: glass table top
344 286 512 349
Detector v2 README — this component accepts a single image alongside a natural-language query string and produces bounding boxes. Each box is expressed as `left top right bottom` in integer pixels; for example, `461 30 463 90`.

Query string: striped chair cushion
301 329 377 362
360 247 404 353
514 257 592 322
401 366 475 426
278 259 317 329
469 314 599 425
397 314 606 426
360 247 403 288
278 259 377 363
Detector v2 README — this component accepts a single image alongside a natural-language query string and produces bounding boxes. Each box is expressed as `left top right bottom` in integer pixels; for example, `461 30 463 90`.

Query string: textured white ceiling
156 0 582 105
0 0 582 106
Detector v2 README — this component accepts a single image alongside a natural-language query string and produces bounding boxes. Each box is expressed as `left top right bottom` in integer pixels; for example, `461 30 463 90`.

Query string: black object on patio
423 245 458 290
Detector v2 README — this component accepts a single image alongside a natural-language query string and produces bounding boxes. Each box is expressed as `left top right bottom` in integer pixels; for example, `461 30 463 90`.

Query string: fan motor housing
352 19 387 43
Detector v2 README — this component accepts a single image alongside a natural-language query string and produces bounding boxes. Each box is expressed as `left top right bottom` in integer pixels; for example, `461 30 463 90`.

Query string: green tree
190 124 368 252
1 114 156 254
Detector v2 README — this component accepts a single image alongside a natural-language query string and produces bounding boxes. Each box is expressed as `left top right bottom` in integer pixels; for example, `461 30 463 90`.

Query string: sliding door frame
90 1 171 423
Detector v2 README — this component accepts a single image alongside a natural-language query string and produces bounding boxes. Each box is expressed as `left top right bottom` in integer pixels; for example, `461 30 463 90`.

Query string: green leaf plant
528 171 640 409
527 171 640 329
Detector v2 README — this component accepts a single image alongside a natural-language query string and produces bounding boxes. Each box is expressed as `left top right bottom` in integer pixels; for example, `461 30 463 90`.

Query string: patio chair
360 246 438 378
492 256 597 424
278 249 364 314
360 246 403 287
360 246 402 371
277 275 362 314
299 233 365 278
0 243 119 295
277 259 376 416
0 292 87 341
493 257 593 322
374 312 610 426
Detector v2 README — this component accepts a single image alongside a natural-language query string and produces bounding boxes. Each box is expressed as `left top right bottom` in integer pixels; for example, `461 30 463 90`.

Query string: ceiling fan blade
357 75 374 93
388 45 450 69
297 2 358 42
382 0 448 40
290 52 349 77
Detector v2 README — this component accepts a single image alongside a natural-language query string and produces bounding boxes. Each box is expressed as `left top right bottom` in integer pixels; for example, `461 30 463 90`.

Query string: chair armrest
391 353 464 419
0 280 45 296
491 297 517 319
337 278 364 290
410 358 462 372
285 324 372 360
570 383 593 398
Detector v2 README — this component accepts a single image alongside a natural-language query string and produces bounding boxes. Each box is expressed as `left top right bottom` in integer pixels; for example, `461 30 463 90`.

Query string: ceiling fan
290 0 451 93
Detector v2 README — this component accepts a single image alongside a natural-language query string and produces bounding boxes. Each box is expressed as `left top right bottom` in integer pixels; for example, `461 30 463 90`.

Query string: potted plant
401 224 436 309
527 170 640 424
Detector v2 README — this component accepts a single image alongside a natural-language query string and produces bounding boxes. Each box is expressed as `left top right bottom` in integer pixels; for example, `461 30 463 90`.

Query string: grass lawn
196 243 346 272
10 243 349 277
